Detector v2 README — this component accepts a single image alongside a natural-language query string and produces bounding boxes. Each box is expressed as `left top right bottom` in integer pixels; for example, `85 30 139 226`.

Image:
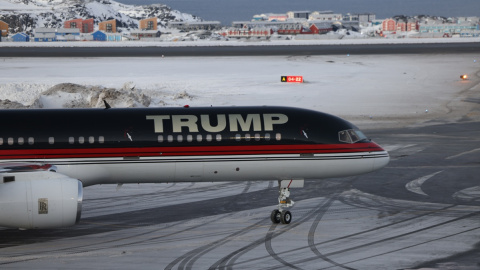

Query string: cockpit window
338 129 368 144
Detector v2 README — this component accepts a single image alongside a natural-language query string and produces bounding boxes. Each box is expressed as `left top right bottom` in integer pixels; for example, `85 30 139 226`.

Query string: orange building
382 19 396 31
139 18 157 30
0 20 8 37
99 19 116 33
64 18 94 33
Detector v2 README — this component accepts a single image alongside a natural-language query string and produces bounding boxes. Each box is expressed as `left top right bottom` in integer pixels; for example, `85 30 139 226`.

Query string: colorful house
64 18 94 33
139 18 157 30
382 19 396 31
92 30 122 41
0 20 8 37
12 33 29 42
99 19 116 33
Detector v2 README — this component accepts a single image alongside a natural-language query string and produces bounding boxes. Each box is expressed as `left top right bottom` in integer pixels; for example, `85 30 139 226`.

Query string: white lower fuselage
7 151 389 186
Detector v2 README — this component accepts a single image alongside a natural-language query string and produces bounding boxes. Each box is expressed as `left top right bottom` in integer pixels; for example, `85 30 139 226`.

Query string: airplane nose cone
373 151 390 171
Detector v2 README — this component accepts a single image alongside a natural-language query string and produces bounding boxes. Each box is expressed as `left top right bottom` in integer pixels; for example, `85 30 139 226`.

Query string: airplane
0 105 389 229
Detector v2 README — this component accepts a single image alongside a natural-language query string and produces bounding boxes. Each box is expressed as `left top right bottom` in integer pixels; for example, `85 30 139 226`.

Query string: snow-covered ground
1 53 479 130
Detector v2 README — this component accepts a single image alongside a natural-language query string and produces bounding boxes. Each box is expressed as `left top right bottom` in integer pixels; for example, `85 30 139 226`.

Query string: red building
382 19 396 31
64 18 94 33
305 23 333 34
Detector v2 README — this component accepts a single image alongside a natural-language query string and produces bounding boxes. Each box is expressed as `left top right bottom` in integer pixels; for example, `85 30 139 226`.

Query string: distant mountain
0 0 200 35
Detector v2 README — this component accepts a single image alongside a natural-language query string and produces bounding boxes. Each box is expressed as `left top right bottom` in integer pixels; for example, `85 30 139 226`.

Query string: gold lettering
229 114 262 132
172 115 199 133
201 114 226 132
146 115 170 133
263 114 288 131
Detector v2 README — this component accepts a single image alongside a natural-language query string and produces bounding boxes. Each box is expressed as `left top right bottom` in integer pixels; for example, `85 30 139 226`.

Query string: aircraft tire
281 210 292 224
270 209 281 224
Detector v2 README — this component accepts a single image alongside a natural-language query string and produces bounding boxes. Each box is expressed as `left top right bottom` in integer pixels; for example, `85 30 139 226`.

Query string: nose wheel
271 180 298 224
270 209 292 224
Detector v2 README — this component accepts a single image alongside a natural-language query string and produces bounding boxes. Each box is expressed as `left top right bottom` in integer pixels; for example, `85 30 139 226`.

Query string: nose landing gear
270 179 303 224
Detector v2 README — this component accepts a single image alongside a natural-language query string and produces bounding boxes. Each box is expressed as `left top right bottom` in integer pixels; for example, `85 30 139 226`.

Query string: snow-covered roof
35 28 56 33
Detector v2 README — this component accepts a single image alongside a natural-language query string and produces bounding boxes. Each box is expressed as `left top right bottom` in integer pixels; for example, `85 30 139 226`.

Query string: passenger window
255 134 260 141
89 136 94 144
69 137 75 144
18 137 24 145
78 137 84 144
275 133 281 141
8 138 13 145
187 135 193 142
99 136 104 144
265 133 271 141
245 134 251 141
177 135 183 142
197 134 203 142
48 137 54 145
158 135 163 143
0 138 3 145
168 135 173 142
28 137 34 145
206 134 212 142
216 134 222 141
235 134 241 141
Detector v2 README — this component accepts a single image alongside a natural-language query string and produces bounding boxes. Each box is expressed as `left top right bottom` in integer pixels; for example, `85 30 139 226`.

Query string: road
1 42 480 57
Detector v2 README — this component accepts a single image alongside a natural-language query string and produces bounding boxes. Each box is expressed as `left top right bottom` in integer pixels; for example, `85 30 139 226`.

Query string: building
91 30 122 41
0 20 8 37
64 18 94 33
56 28 80 41
307 22 333 34
418 22 478 34
267 13 288 22
396 19 417 32
130 30 161 39
287 11 310 20
382 19 396 31
99 19 116 33
12 33 29 42
221 27 271 38
309 11 342 21
168 21 221 31
139 18 157 30
232 21 303 35
34 28 80 42
34 28 57 42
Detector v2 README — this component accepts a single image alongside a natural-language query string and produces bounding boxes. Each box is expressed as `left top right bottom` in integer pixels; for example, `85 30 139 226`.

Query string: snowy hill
0 0 200 35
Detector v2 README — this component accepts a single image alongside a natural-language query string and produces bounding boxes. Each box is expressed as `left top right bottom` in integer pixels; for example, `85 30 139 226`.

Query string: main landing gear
270 180 303 224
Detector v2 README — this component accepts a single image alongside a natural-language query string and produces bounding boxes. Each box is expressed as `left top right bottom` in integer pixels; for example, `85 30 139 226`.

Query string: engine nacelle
0 171 83 229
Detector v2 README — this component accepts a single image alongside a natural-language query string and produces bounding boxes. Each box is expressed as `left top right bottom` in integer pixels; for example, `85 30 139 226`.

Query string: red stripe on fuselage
0 143 384 159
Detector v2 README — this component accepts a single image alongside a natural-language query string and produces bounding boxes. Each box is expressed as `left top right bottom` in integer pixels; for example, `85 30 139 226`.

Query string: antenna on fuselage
103 100 111 109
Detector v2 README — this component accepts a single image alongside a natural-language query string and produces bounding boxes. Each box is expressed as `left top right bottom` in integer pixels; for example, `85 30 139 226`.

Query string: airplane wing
0 163 83 229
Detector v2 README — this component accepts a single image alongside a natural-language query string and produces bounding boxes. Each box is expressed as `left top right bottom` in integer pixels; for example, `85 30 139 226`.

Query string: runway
1 42 480 57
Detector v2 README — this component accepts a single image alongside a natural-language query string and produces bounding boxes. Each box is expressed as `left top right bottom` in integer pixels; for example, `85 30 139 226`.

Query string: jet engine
0 171 83 229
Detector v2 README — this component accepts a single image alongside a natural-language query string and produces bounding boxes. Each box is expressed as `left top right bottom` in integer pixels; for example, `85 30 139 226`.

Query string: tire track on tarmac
213 194 345 270
259 208 480 269
226 197 461 269
307 195 355 270
163 181 261 270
